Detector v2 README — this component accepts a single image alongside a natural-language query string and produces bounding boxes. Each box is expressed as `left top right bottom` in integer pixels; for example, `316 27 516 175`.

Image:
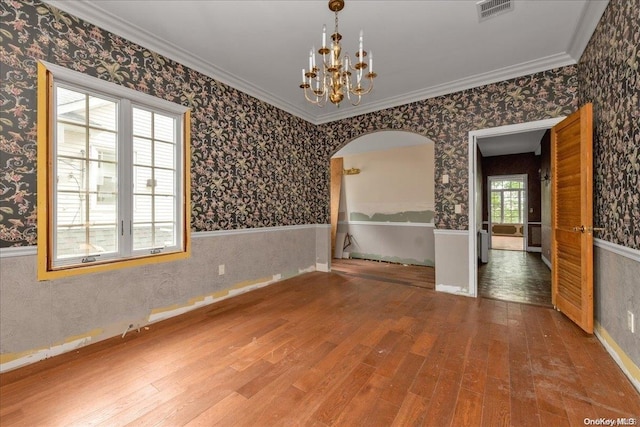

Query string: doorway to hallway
488 175 527 251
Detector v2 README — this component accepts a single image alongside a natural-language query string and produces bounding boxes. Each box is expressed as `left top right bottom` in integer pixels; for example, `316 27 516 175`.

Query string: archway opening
329 131 436 288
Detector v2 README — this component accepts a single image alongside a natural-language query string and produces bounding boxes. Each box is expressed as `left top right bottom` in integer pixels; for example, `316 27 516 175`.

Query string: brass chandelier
299 0 377 107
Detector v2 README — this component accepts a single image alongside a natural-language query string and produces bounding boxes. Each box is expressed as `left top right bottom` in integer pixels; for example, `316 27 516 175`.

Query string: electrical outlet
628 311 635 334
454 204 462 214
218 264 225 275
442 174 449 184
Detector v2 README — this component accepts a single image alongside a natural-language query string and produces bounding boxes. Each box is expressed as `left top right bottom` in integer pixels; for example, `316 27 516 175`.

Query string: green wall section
349 210 435 223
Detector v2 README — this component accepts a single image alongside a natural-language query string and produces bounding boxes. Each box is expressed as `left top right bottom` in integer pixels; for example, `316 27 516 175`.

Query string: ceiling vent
477 0 514 22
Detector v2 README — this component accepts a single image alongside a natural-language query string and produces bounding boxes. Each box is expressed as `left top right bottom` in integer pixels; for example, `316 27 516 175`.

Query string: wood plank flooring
331 258 435 289
478 250 552 307
1 270 639 426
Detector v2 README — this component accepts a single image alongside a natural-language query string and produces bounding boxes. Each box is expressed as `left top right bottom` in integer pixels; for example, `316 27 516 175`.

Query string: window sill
37 248 190 281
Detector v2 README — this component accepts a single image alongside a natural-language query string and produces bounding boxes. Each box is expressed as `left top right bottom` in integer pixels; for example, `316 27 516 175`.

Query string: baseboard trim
541 254 552 270
527 247 542 253
594 322 640 395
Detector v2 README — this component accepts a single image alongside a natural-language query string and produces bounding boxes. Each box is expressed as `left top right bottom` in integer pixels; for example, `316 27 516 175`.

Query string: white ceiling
477 129 548 157
45 0 608 125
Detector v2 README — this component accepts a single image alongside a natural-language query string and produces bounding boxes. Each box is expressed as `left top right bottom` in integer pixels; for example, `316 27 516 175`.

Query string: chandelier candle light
299 0 377 107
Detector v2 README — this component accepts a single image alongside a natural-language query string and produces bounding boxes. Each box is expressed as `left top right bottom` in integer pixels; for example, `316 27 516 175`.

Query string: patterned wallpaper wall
0 0 322 247
318 69 579 230
578 0 640 250
1 1 585 248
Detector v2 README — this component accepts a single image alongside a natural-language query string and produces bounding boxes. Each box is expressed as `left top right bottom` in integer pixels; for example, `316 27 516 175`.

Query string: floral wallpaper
578 0 640 250
318 68 579 230
0 0 323 247
1 0 585 248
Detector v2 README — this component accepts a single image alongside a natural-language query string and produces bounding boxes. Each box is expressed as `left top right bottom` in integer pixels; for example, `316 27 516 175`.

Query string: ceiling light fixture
299 0 377 107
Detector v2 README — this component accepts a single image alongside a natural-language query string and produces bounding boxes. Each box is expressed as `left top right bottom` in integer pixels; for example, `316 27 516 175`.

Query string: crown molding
43 0 318 124
43 1 590 126
566 0 609 61
313 52 577 124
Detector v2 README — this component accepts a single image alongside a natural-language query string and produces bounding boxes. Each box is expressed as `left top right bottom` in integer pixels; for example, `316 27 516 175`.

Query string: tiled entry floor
478 249 552 307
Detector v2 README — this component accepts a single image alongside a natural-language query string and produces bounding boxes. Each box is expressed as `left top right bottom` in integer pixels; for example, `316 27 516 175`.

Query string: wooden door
551 103 594 334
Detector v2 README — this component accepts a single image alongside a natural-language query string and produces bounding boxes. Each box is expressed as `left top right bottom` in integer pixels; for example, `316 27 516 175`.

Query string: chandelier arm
348 91 362 106
303 85 323 106
348 75 375 96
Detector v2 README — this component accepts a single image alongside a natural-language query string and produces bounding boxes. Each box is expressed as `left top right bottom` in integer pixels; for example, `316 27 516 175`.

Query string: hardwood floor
478 250 552 307
1 271 638 426
331 258 435 289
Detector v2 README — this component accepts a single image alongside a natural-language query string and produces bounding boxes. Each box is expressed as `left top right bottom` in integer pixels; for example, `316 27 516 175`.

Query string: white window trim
42 62 189 116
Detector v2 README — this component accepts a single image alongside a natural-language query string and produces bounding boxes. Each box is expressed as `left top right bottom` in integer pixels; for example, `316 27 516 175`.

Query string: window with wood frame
37 62 191 280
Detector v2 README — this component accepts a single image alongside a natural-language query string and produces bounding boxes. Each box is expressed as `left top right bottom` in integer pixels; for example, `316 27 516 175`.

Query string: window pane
88 159 114 190
96 175 117 205
57 122 87 158
88 191 117 225
88 96 117 130
133 108 152 138
89 225 117 253
490 191 501 223
133 223 153 250
134 195 153 223
155 169 174 195
89 130 117 159
57 191 84 226
57 87 85 106
133 166 153 194
57 87 86 125
56 226 86 258
133 137 152 166
155 141 175 169
155 114 175 143
57 158 84 192
155 223 175 247
154 196 175 222
502 190 521 224
55 225 117 259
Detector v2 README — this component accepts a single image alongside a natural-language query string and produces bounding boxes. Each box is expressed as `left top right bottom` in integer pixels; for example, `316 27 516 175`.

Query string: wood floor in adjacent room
1 270 639 426
331 258 435 290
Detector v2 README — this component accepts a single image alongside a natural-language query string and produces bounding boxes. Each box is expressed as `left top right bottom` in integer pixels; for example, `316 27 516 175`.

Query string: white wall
334 137 435 266
340 143 434 220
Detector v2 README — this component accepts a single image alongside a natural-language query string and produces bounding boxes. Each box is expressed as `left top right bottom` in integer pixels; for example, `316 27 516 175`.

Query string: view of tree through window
490 178 525 224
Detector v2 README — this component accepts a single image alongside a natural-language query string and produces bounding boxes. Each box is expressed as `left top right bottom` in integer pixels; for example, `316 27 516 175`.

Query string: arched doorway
329 131 436 288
